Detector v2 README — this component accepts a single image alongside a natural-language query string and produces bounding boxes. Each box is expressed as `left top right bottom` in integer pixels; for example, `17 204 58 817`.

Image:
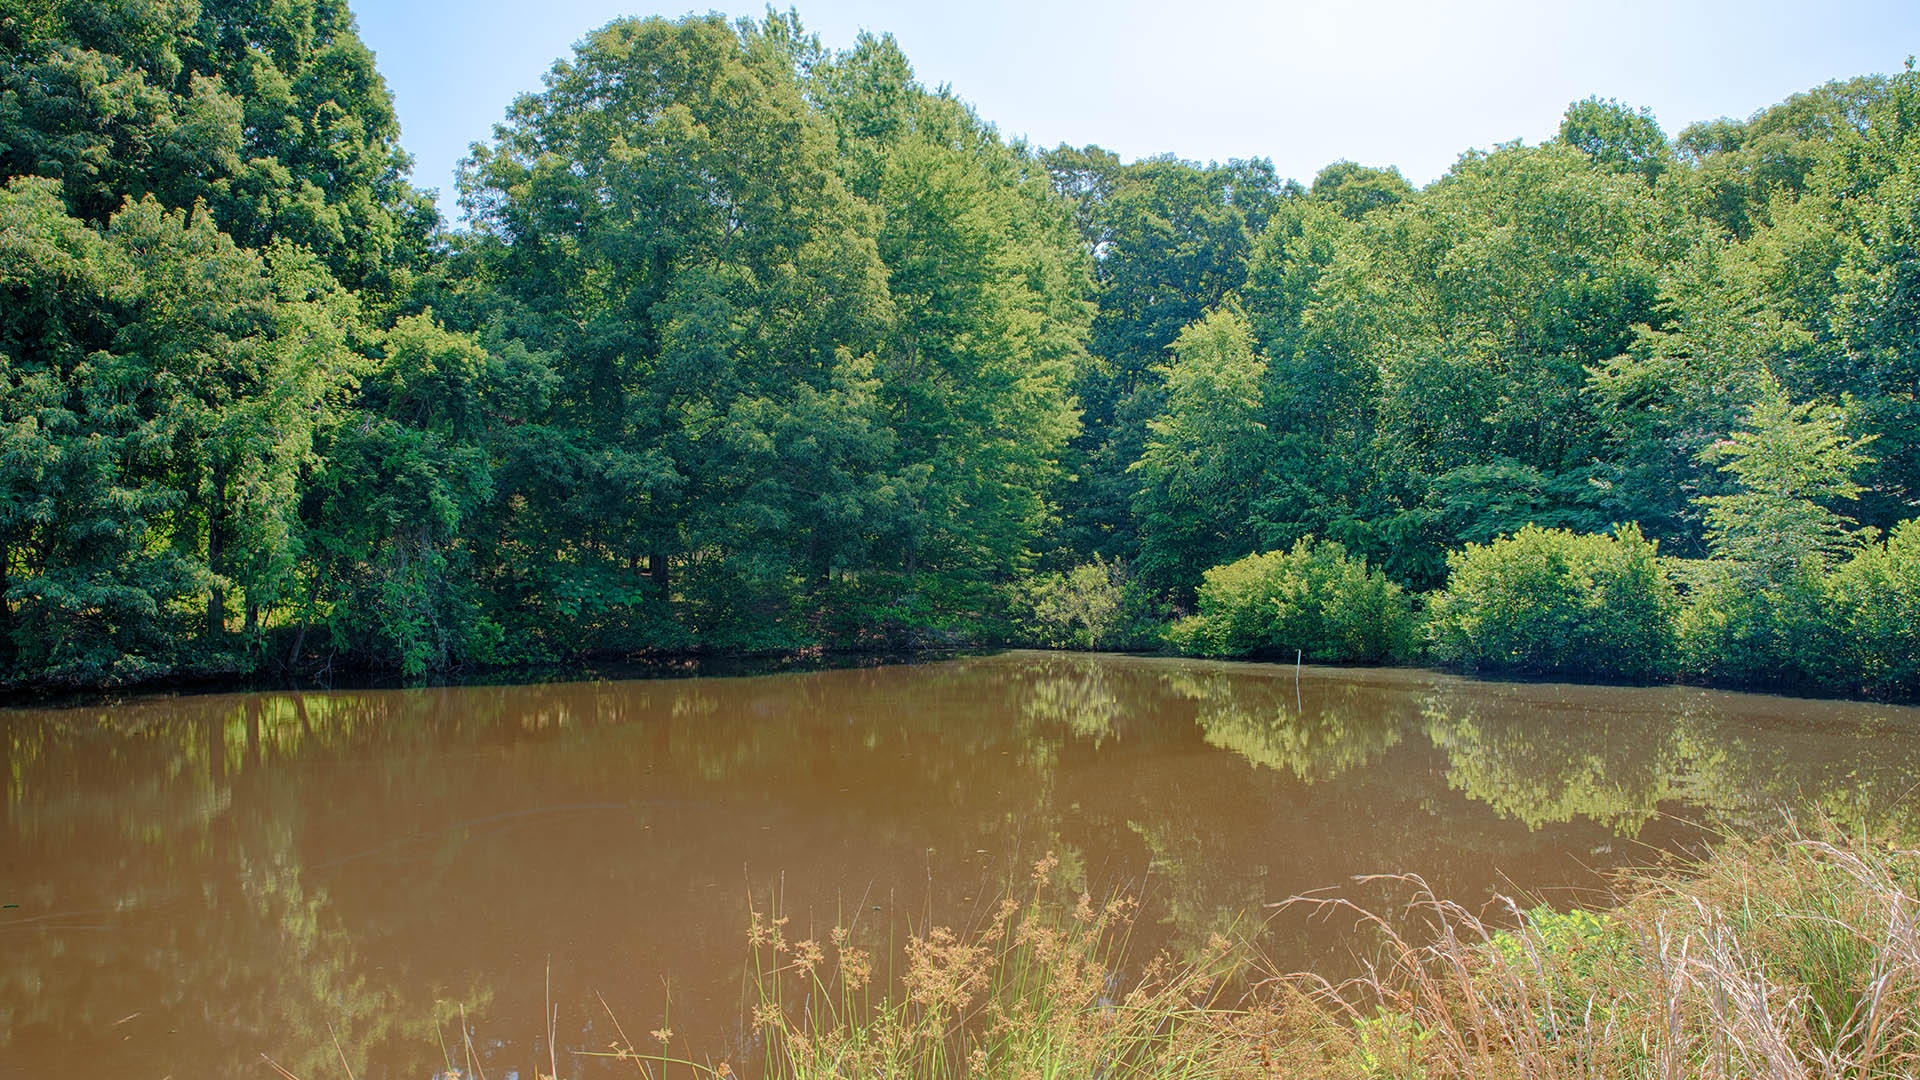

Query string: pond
4 651 1918 1077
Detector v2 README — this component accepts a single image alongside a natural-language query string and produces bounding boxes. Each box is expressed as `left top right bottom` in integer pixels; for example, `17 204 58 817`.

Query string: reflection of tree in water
9 658 1920 1074
1125 815 1270 961
1018 655 1126 745
0 698 488 1076
1672 703 1920 840
1171 669 1406 783
1419 686 1687 835
1418 681 1920 841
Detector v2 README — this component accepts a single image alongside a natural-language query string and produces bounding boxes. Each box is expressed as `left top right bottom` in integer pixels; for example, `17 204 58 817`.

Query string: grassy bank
656 827 1919 1079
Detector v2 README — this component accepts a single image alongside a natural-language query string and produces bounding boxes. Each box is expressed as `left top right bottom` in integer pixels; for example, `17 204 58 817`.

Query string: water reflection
1415 679 1920 837
1 699 488 1079
1421 685 1691 834
1176 668 1408 783
3 653 1917 1077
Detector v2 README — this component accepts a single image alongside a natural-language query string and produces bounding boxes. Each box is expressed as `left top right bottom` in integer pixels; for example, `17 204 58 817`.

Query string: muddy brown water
4 651 1919 1078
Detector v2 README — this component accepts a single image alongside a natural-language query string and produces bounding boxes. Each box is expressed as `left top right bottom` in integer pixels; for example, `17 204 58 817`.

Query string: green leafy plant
1168 538 1415 662
1426 524 1678 680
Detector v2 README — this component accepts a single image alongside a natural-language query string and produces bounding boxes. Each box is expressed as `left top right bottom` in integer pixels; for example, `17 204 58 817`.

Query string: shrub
1675 557 1837 691
1007 556 1167 650
1168 539 1415 662
1828 518 1920 698
1426 524 1677 680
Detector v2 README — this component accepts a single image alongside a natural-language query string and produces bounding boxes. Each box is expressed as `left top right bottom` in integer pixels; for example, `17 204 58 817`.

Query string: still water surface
5 651 1919 1078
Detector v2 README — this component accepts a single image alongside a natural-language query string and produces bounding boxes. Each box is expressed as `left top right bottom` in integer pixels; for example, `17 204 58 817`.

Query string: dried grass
588 825 1920 1080
1286 824 1920 1080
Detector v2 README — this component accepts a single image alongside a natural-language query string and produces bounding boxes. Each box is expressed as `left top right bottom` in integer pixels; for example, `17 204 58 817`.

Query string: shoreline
10 641 1920 712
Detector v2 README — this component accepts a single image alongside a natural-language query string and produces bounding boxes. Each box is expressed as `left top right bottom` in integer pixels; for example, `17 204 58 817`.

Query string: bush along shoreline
1046 374 1920 703
11 510 1920 704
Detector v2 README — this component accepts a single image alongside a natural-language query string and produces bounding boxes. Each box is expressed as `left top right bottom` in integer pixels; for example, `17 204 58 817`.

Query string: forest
3 1 1918 697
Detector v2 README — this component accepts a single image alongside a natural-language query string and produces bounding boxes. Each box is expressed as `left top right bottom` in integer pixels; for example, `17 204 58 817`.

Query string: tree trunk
650 547 670 601
287 567 324 671
0 544 13 671
206 466 228 639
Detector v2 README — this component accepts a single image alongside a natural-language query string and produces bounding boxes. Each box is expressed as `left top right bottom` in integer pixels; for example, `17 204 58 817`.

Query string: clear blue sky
350 0 1918 223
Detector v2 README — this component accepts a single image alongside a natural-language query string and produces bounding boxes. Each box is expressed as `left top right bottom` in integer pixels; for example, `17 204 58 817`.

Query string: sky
350 0 1920 222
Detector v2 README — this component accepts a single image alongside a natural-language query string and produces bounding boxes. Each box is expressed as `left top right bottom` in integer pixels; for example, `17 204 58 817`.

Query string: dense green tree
1370 143 1674 479
1586 235 1780 552
1695 376 1874 576
1558 96 1671 185
1335 142 1680 576
812 32 1087 590
1308 160 1415 220
1675 380 1874 690
1166 538 1414 663
458 13 898 643
1814 64 1920 525
1828 519 1920 698
1043 148 1294 560
0 177 184 682
1237 199 1384 554
1078 154 1290 399
1426 525 1678 681
6 5 1920 696
1 0 435 296
297 314 511 674
0 179 351 683
1677 75 1888 239
1129 306 1271 593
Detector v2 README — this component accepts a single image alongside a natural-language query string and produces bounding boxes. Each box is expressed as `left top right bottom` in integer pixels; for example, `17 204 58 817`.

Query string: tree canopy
5 8 1920 698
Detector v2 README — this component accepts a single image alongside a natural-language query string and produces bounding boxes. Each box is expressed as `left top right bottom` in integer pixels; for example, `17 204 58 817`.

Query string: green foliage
1489 907 1635 991
1309 159 1415 220
1675 556 1837 691
814 33 1087 583
1007 556 1165 650
0 0 435 297
1129 306 1272 594
0 176 358 683
1691 512 1920 698
5 7 1920 696
1427 525 1678 680
1697 376 1874 577
1364 143 1675 487
1585 235 1782 554
1670 377 1877 689
1828 519 1920 698
1558 96 1671 185
1043 146 1291 563
1677 75 1889 238
1168 539 1414 663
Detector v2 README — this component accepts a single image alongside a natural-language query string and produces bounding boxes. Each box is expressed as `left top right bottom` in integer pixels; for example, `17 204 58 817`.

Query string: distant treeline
2 3 1917 696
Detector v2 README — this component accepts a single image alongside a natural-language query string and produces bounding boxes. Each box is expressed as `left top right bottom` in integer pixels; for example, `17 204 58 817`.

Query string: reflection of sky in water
4 652 1918 1077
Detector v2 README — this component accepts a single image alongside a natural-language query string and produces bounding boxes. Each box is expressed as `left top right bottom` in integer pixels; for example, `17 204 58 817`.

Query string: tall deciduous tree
1558 97 1672 185
814 32 1086 588
1698 377 1874 576
1 0 435 297
0 178 351 681
1042 147 1290 560
458 14 899 640
1130 306 1271 594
